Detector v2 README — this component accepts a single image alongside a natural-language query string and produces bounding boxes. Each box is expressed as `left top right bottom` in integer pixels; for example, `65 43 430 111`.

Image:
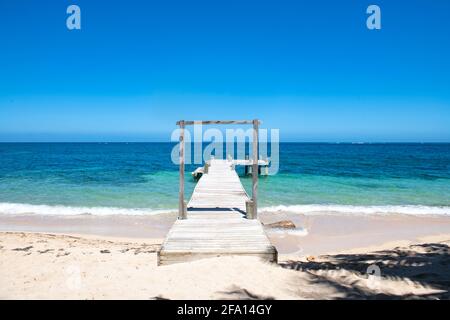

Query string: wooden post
245 200 254 219
244 155 249 175
252 119 259 219
179 120 187 219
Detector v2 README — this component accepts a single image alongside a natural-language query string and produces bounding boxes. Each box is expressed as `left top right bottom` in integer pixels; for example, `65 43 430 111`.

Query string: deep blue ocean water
0 143 449 216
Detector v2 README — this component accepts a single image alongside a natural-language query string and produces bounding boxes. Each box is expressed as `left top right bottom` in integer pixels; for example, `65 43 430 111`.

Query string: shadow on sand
280 242 450 299
217 286 275 300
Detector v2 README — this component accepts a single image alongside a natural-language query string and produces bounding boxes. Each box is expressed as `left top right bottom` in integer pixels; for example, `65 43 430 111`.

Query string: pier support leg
252 119 259 219
245 200 254 219
244 155 249 175
178 120 187 220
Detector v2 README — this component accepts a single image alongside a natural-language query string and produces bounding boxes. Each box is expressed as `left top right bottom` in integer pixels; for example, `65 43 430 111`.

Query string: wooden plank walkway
157 159 277 265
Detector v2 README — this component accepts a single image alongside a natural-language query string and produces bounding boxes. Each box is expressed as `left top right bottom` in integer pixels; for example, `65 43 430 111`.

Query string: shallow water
0 143 449 216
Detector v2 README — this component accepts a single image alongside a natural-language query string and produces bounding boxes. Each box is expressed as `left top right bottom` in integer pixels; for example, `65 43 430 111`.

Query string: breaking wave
260 204 450 216
0 202 176 216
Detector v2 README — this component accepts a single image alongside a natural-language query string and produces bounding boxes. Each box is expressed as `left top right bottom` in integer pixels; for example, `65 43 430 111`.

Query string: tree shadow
280 242 450 299
217 285 275 300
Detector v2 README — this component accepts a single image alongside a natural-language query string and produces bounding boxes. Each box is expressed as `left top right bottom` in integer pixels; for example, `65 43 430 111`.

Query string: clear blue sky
0 0 449 142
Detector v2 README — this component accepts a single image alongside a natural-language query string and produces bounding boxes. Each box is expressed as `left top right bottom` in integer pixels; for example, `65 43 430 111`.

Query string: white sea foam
0 202 176 216
0 202 449 217
260 204 450 216
267 227 309 237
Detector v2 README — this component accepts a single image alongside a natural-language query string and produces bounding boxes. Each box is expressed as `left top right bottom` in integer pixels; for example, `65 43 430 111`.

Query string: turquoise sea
0 143 449 216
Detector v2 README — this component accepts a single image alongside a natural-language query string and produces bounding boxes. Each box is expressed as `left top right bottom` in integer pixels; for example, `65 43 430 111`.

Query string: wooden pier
157 120 277 265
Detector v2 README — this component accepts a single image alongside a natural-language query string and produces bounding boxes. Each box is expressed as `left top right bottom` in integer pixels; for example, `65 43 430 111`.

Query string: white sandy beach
1 212 449 299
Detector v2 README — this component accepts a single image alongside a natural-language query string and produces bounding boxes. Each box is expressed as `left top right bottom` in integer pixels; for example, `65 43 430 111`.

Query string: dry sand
1 231 449 299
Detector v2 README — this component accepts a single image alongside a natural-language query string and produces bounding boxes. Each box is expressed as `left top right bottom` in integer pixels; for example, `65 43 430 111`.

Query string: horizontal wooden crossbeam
176 120 261 126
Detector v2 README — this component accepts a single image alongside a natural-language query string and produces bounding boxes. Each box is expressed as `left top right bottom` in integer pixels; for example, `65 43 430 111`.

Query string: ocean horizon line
1 141 449 144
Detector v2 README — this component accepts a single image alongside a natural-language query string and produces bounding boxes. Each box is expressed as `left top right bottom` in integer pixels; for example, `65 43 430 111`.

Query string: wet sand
1 212 449 256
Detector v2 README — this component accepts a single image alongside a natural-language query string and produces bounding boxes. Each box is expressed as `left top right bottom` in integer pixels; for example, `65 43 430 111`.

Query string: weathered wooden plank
233 159 269 166
158 158 277 265
158 252 277 265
